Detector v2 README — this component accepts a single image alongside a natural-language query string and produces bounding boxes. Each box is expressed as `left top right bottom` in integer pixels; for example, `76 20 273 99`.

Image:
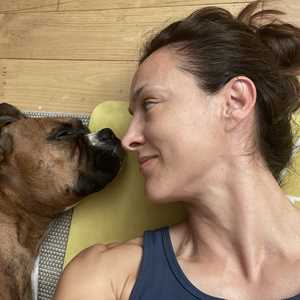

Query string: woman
54 1 300 299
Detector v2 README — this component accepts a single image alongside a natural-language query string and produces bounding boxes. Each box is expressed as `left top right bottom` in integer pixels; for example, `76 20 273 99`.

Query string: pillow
281 114 300 208
64 101 186 265
64 101 300 265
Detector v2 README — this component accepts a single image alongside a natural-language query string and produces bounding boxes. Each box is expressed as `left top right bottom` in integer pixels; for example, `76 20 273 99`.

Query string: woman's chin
144 186 176 204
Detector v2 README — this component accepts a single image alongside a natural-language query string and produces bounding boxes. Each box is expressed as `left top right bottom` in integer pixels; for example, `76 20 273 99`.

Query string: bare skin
54 48 300 300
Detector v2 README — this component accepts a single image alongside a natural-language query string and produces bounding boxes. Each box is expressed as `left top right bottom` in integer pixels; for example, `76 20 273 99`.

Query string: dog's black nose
97 128 116 142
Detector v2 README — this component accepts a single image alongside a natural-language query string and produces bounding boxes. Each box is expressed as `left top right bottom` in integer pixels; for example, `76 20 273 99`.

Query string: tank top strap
129 227 169 299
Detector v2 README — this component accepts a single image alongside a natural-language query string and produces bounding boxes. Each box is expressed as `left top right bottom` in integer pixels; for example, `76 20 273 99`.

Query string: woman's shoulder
80 237 144 273
54 237 144 300
70 236 144 281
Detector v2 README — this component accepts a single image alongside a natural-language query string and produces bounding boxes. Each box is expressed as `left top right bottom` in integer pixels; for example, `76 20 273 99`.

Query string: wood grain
1 0 300 113
0 0 58 13
0 59 136 113
0 3 249 61
59 0 249 11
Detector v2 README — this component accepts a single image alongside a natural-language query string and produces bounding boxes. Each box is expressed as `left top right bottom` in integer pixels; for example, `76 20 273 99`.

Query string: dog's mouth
74 128 125 196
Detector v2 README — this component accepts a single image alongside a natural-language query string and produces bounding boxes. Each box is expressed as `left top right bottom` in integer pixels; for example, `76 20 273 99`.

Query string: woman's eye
143 100 156 111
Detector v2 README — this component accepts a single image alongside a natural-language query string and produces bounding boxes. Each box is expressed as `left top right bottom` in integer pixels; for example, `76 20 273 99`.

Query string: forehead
135 48 177 78
130 48 182 96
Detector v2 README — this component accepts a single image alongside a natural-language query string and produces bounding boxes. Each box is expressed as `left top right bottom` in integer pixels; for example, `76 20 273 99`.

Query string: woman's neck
174 160 300 281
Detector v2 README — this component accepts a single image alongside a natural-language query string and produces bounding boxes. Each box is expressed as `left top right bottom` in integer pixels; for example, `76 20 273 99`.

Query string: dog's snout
97 128 116 142
84 128 120 148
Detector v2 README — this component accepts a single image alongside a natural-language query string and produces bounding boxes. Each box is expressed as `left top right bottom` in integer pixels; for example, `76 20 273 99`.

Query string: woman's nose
121 123 145 152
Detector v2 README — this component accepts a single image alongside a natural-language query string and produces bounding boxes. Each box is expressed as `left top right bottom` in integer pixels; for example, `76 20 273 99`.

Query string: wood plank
0 0 58 13
0 3 250 60
59 0 249 11
0 59 136 113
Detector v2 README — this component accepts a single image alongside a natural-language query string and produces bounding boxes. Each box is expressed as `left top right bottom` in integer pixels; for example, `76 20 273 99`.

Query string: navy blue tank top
129 227 300 300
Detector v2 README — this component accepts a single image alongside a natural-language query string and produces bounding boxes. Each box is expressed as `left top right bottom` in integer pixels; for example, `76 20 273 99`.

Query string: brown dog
0 103 125 300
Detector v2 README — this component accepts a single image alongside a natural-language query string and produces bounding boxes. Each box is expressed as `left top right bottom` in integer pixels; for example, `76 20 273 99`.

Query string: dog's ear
0 103 24 129
0 133 13 163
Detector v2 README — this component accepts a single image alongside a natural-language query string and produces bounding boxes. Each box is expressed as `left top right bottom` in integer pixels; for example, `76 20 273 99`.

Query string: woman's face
122 48 226 203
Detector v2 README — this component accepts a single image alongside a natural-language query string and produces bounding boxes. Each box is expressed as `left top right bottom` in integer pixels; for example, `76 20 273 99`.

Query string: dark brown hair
139 0 300 181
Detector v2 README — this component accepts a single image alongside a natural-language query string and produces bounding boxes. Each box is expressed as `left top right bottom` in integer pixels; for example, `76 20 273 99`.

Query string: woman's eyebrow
129 84 148 115
132 84 147 102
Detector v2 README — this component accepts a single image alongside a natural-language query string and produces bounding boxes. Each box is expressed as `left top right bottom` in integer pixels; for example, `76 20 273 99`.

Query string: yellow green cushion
64 101 300 265
281 114 300 208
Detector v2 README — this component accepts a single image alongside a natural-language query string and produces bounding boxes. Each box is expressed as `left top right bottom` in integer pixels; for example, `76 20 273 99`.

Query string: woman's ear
222 76 257 130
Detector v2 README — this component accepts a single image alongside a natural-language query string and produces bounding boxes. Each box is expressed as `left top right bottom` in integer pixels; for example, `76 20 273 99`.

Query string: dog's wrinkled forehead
3 117 85 138
0 103 90 161
0 102 87 133
46 118 89 141
3 113 85 137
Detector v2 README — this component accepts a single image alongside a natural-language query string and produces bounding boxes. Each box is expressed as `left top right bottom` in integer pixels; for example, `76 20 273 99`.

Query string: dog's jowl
0 103 125 300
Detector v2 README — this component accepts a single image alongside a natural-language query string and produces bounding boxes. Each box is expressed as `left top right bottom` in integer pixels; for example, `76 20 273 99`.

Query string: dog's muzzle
74 128 125 196
84 128 124 160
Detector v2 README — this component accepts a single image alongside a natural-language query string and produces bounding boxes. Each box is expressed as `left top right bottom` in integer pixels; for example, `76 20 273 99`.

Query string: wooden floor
0 0 299 113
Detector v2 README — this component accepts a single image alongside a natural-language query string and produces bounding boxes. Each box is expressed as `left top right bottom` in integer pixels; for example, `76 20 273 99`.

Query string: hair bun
256 23 300 75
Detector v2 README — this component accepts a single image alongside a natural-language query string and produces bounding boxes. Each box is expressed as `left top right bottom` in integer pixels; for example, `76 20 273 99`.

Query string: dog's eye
48 122 89 141
48 126 82 141
55 129 75 140
47 128 75 141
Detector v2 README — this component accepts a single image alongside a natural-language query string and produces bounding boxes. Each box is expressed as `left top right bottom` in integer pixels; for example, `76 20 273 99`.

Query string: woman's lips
138 155 157 170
